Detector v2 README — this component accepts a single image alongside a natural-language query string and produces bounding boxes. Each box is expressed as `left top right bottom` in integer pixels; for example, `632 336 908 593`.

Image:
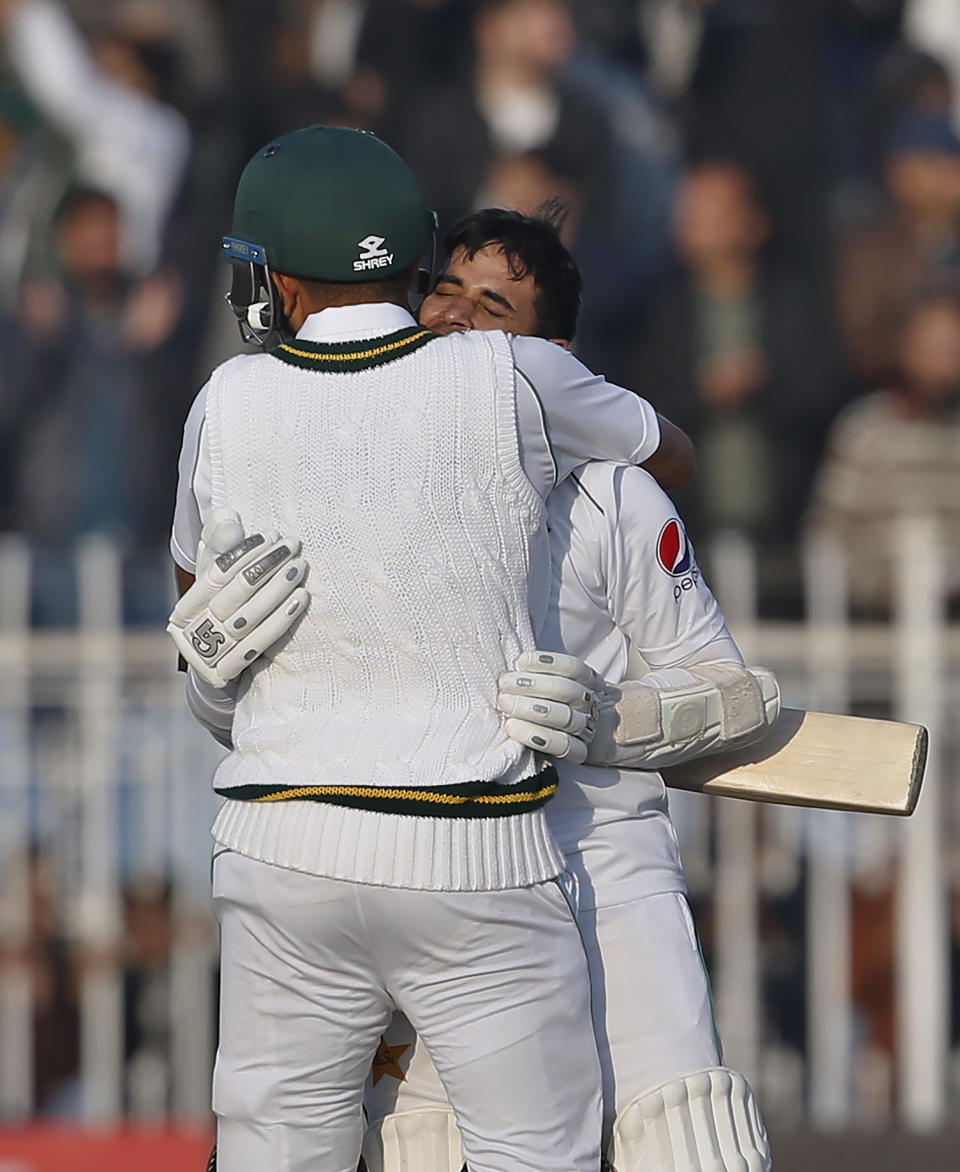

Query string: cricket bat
662 709 927 815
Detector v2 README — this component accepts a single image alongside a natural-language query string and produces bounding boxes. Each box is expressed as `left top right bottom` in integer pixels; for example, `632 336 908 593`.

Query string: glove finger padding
207 544 305 621
511 651 604 695
168 530 282 627
196 508 246 576
503 718 589 764
496 693 594 738
213 587 310 680
497 670 600 713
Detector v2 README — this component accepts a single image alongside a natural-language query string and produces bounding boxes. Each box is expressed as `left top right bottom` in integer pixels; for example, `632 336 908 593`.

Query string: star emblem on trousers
372 1036 410 1085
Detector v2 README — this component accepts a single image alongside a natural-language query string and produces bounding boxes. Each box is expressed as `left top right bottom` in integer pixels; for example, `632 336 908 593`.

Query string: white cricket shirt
540 461 738 908
171 304 660 572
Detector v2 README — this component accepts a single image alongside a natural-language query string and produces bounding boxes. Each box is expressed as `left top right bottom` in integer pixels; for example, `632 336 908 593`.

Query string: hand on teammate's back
167 509 310 688
497 650 604 763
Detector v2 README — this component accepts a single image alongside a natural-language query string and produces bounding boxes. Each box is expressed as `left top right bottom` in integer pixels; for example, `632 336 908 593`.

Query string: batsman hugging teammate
175 179 780 1164
168 125 696 1172
363 208 776 1172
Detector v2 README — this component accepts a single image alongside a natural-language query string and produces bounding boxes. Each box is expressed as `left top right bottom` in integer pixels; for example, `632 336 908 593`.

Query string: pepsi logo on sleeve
656 519 692 576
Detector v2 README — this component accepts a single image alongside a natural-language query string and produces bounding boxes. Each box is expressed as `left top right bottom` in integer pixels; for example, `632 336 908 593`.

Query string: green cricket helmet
221 125 437 346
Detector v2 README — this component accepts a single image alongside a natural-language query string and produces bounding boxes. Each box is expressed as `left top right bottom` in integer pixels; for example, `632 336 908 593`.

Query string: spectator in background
0 844 79 1114
807 288 960 614
670 0 831 265
0 88 72 312
835 113 960 386
904 0 960 130
871 47 955 151
241 0 468 149
10 186 183 623
666 0 906 266
561 23 679 367
471 152 585 255
0 89 71 530
855 47 956 233
405 0 682 366
0 0 191 275
621 161 837 547
349 0 471 145
406 0 613 240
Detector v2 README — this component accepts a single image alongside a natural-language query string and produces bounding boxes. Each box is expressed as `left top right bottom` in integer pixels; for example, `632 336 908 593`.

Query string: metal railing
0 525 956 1130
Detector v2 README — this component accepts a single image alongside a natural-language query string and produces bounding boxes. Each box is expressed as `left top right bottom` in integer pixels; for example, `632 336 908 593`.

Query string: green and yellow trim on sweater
270 327 438 373
215 766 558 818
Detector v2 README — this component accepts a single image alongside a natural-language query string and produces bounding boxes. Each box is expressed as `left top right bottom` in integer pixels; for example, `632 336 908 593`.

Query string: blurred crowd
1 843 209 1117
3 0 960 1124
1 0 960 617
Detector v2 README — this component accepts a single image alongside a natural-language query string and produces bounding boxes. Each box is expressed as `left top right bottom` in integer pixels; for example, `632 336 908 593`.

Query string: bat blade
662 709 927 815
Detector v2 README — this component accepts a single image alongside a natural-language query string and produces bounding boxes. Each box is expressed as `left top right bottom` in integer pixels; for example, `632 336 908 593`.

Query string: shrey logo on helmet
355 235 394 272
656 518 693 577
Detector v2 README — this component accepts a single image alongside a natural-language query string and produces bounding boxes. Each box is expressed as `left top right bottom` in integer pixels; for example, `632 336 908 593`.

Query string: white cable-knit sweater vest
206 324 564 890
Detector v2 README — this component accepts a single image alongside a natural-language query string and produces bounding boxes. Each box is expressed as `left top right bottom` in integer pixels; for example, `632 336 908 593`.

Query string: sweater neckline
271 327 438 373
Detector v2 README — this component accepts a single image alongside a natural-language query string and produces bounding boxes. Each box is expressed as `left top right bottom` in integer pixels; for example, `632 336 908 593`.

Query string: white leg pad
610 1067 772 1172
362 1108 464 1172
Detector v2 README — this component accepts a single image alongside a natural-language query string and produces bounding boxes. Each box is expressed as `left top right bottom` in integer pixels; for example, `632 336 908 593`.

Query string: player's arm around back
644 414 695 489
510 335 694 492
167 372 310 747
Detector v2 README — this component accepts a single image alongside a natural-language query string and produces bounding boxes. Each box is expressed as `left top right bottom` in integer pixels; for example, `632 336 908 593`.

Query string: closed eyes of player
433 275 514 317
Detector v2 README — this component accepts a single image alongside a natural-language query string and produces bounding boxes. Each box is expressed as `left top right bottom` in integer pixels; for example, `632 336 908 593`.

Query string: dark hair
443 201 582 340
53 186 119 225
289 269 415 309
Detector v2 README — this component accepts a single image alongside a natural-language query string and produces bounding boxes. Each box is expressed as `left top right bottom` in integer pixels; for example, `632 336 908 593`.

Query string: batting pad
611 1067 771 1172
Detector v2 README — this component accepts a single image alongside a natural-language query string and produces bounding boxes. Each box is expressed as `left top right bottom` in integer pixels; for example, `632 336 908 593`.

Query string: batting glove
167 510 309 688
497 651 604 764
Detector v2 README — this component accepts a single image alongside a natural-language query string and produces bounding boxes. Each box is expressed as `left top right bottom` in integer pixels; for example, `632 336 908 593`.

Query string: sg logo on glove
190 618 227 659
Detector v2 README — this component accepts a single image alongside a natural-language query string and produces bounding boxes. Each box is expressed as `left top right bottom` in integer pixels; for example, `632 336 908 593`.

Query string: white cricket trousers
211 849 603 1172
367 890 720 1155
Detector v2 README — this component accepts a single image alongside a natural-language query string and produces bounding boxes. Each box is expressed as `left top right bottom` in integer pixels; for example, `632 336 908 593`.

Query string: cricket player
358 208 775 1172
168 128 697 1172
176 203 775 1171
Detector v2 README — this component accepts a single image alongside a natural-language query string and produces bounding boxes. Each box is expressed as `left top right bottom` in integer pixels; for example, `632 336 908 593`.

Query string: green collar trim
271 326 437 373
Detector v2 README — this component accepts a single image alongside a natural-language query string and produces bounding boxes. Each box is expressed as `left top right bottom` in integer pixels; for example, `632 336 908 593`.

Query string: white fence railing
0 535 223 1125
0 526 957 1130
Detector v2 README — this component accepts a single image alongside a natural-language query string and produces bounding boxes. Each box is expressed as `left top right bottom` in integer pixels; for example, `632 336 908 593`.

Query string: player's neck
274 271 411 332
296 291 408 321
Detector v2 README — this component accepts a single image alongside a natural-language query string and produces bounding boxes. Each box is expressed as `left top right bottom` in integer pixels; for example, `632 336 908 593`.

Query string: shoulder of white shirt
569 461 666 518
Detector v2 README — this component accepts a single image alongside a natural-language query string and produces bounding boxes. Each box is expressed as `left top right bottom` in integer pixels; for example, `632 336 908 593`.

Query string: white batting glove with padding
586 663 781 770
167 509 309 689
497 651 604 764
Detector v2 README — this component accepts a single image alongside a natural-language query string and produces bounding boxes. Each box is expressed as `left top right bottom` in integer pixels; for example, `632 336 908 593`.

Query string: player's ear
270 272 300 319
550 337 572 350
